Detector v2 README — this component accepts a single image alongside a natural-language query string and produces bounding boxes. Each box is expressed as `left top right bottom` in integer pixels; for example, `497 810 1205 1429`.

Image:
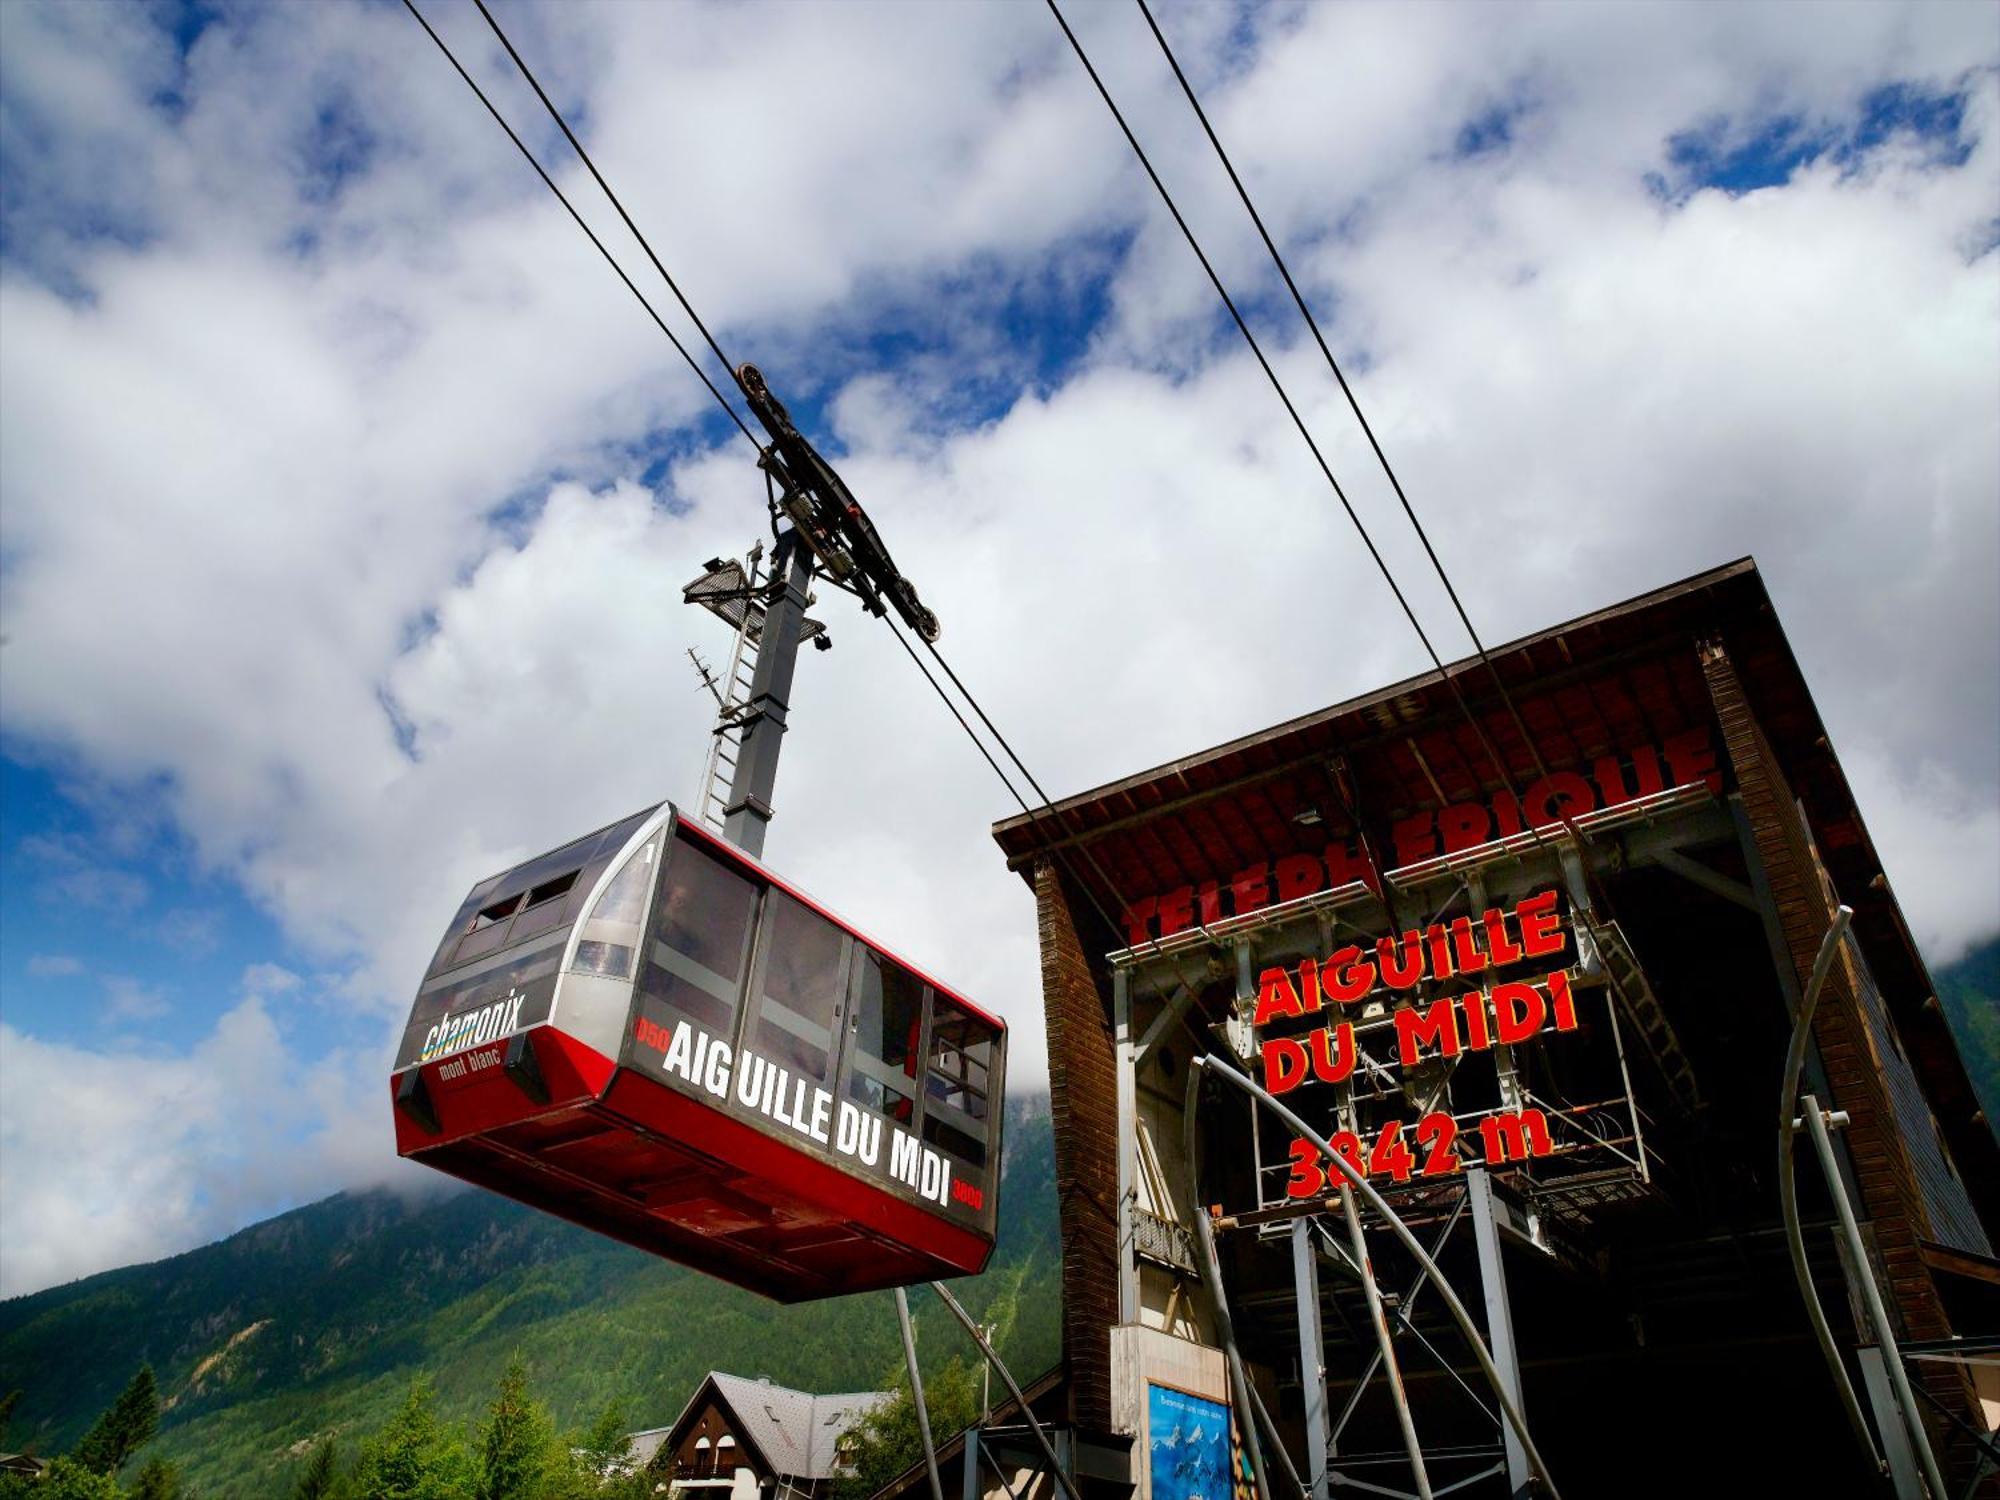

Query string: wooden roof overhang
993 556 2000 1233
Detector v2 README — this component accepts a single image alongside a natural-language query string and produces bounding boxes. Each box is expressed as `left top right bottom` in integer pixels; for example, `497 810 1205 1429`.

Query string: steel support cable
400 0 760 451
881 616 1039 819
1133 0 1559 794
913 632 1199 959
423 0 1494 986
411 0 1130 942
1187 1052 1566 1500
415 0 1067 892
424 0 1557 959
1775 906 1886 1477
422 0 1168 964
471 0 747 404
403 23 1121 1490
928 1280 1086 1500
895 606 1235 1058
1047 0 1577 868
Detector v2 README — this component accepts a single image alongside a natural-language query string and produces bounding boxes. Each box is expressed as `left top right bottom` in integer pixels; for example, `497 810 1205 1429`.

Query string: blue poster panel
1147 1383 1232 1500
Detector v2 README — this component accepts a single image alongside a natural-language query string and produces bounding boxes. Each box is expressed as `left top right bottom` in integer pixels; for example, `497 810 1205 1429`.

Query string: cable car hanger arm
738 363 941 643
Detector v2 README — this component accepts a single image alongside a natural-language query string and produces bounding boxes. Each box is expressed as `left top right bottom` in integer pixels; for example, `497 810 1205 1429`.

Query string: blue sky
1 0 1995 1296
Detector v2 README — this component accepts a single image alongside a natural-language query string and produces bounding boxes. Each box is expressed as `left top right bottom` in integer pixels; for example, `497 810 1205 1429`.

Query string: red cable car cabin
390 804 1005 1301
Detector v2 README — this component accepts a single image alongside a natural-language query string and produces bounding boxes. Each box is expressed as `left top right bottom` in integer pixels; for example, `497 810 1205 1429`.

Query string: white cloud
0 993 401 1297
241 962 301 997
24 954 84 978
101 975 171 1022
17 834 150 914
0 0 1994 1292
157 907 223 956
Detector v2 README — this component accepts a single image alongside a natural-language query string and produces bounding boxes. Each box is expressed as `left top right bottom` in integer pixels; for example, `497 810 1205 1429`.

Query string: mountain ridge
4 926 1993 1497
0 1093 1058 1498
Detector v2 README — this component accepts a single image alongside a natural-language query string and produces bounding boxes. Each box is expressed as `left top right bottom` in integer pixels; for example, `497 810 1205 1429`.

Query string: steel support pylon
1293 1217 1331 1500
722 530 812 858
1467 1168 1529 1496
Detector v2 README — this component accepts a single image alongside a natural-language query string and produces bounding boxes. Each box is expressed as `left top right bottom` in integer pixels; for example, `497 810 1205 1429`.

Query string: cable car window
846 950 923 1123
638 835 757 1037
511 869 581 941
749 891 849 1086
923 998 995 1168
472 894 521 929
572 833 660 980
453 893 524 964
526 870 577 909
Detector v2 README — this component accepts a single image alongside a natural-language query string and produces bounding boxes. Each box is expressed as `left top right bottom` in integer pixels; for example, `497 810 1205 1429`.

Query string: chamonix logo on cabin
421 988 526 1063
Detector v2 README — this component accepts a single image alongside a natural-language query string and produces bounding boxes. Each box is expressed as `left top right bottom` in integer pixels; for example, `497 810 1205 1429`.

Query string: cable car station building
993 559 1997 1498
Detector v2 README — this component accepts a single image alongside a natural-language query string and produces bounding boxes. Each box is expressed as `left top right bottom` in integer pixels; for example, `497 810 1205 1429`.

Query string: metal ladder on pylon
1593 918 1701 1112
696 549 765 832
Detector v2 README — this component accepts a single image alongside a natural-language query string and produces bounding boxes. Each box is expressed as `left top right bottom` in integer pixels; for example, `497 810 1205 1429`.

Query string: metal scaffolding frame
1099 792 1745 1500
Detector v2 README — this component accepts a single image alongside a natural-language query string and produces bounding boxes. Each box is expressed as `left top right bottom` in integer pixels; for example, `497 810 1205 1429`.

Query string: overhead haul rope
1039 10 1602 1490
1050 2 1632 1195
408 16 1551 1494
407 9 1206 1495
410 0 1546 962
401 0 760 451
1045 0 1585 876
1133 0 1562 796
468 0 744 398
415 0 1210 959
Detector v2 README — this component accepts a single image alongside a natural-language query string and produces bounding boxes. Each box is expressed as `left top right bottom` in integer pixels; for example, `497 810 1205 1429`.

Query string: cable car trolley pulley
737 362 940 644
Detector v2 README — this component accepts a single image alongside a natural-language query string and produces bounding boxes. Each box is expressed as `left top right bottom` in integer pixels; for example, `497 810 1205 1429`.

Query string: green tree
350 1380 471 1500
291 1439 338 1500
832 1359 981 1500
570 1403 631 1480
475 1358 557 1500
73 1367 159 1477
32 1458 123 1500
0 1388 19 1446
127 1457 182 1500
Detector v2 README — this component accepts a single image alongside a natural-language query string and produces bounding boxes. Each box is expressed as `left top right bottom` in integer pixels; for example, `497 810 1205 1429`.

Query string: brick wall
1034 857 1121 1432
1702 640 1971 1447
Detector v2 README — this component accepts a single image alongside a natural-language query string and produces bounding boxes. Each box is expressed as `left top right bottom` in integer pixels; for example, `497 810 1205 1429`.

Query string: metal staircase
1590 919 1701 1113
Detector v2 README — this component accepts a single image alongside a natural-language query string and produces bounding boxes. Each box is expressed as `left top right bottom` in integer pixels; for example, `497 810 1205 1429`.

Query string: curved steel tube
928 1280 1085 1500
1775 905 1883 1476
1183 1067 1278 1500
896 1286 946 1500
1190 1052 1565 1500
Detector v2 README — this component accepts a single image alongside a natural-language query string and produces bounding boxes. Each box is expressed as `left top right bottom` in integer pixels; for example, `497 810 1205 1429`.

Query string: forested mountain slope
0 1096 1058 1498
